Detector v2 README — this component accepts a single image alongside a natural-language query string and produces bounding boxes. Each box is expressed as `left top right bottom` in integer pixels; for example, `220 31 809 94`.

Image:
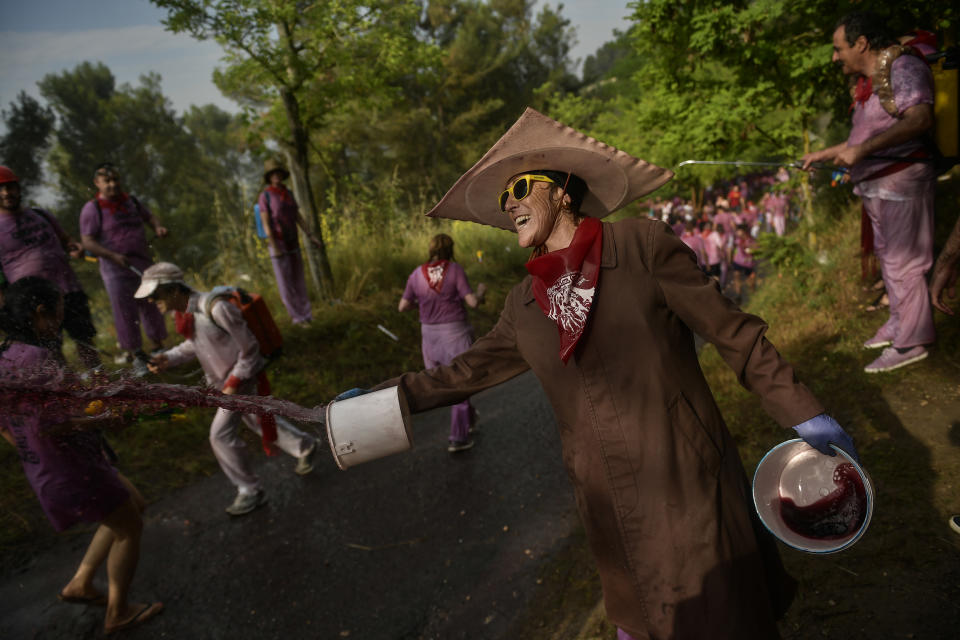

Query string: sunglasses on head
498 174 556 212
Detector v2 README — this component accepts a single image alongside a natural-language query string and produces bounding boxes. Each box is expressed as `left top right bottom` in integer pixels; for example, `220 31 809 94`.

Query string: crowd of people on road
0 7 958 637
642 174 798 303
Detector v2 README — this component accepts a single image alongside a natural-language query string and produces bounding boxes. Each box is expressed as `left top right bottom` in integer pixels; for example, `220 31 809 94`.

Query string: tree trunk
278 96 333 298
276 19 334 295
799 121 815 227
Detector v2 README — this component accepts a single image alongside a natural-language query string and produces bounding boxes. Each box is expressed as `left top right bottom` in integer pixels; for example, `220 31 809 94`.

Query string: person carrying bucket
336 107 858 639
137 262 317 516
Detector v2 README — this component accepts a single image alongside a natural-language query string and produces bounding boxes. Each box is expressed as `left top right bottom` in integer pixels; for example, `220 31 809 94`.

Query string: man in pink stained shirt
803 11 936 373
0 166 100 368
80 164 168 375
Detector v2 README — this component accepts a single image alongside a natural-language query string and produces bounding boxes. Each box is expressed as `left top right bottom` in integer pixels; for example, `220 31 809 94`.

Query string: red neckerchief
525 217 602 364
852 76 872 110
175 311 194 339
96 193 130 216
421 260 449 293
266 184 295 205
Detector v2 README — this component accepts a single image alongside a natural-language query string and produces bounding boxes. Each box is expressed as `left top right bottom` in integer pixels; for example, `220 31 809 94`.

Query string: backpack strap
30 208 71 247
201 287 237 333
91 199 103 230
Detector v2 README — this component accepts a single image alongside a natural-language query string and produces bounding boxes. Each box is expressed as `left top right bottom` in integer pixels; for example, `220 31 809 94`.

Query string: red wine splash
779 462 867 540
1 366 325 431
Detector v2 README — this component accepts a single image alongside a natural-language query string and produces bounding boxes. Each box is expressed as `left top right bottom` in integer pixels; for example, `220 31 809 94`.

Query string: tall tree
38 62 243 269
152 0 431 294
1 91 56 190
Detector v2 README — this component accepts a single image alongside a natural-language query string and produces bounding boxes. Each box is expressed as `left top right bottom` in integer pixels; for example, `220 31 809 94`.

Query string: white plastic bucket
325 386 413 470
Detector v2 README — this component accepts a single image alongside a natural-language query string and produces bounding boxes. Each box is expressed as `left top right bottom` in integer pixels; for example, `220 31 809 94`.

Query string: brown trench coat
386 218 824 639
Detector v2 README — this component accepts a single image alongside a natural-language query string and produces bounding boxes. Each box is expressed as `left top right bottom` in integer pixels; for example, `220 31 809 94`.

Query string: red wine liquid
779 463 867 540
1 369 325 433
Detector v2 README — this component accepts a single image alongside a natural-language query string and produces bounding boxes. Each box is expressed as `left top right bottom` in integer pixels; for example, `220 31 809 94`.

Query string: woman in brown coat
364 108 857 639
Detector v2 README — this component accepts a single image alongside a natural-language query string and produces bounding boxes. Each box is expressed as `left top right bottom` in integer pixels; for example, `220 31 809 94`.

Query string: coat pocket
668 393 722 477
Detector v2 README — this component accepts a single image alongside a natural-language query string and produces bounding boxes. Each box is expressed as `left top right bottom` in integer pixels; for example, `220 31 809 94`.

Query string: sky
0 0 634 118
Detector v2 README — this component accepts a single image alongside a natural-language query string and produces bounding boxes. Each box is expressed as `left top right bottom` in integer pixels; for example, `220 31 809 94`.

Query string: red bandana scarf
265 184 295 205
96 193 131 216
421 260 450 293
525 216 603 363
852 76 873 111
175 311 195 339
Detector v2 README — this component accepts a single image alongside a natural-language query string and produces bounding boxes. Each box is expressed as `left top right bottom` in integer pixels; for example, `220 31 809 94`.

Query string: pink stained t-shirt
0 342 128 531
733 234 756 268
258 186 301 255
79 195 154 279
848 54 935 199
704 230 724 266
0 208 81 294
680 231 707 268
402 261 473 325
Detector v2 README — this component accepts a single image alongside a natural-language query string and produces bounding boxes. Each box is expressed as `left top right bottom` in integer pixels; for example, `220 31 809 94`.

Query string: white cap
133 262 186 299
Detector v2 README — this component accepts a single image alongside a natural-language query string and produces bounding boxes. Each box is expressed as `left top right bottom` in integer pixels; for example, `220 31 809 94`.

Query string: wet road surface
0 372 583 639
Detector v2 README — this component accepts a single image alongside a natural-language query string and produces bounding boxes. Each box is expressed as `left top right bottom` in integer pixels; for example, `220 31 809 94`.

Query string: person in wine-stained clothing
257 159 324 325
79 163 168 375
398 233 486 451
0 166 100 368
340 108 860 639
0 276 162 635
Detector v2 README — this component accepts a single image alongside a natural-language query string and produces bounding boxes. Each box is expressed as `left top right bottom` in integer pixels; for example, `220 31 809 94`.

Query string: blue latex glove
334 387 370 402
792 414 859 462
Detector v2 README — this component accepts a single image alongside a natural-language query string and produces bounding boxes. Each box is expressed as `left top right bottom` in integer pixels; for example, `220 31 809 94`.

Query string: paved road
0 372 584 639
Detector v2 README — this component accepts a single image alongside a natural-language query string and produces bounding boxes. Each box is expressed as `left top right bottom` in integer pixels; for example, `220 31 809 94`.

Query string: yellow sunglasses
498 174 556 212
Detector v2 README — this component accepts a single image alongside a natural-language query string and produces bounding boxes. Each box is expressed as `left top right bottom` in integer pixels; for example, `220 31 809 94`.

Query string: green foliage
0 92 55 190
35 62 255 271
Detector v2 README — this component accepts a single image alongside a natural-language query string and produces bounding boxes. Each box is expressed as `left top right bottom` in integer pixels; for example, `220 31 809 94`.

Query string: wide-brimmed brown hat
263 158 290 183
426 108 673 231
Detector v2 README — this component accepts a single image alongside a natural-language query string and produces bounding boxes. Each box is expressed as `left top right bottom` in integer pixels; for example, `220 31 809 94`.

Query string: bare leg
60 525 114 601
100 498 148 628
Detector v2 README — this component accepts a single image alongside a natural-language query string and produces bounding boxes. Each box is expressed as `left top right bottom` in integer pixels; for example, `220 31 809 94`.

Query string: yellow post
932 56 958 157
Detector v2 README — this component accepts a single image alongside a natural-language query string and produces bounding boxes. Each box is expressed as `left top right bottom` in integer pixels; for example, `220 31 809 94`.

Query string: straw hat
263 158 290 183
427 107 673 231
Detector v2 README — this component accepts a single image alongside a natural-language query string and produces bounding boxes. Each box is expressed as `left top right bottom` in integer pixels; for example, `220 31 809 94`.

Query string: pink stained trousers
862 191 935 349
421 320 475 442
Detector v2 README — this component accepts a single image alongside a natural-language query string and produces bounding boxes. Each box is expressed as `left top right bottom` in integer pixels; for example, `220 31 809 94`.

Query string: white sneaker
447 439 475 453
225 489 267 516
130 358 150 378
294 442 317 476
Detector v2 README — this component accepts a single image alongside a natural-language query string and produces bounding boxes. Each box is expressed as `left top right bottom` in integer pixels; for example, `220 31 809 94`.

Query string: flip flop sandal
104 602 164 635
57 591 107 606
865 293 889 312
